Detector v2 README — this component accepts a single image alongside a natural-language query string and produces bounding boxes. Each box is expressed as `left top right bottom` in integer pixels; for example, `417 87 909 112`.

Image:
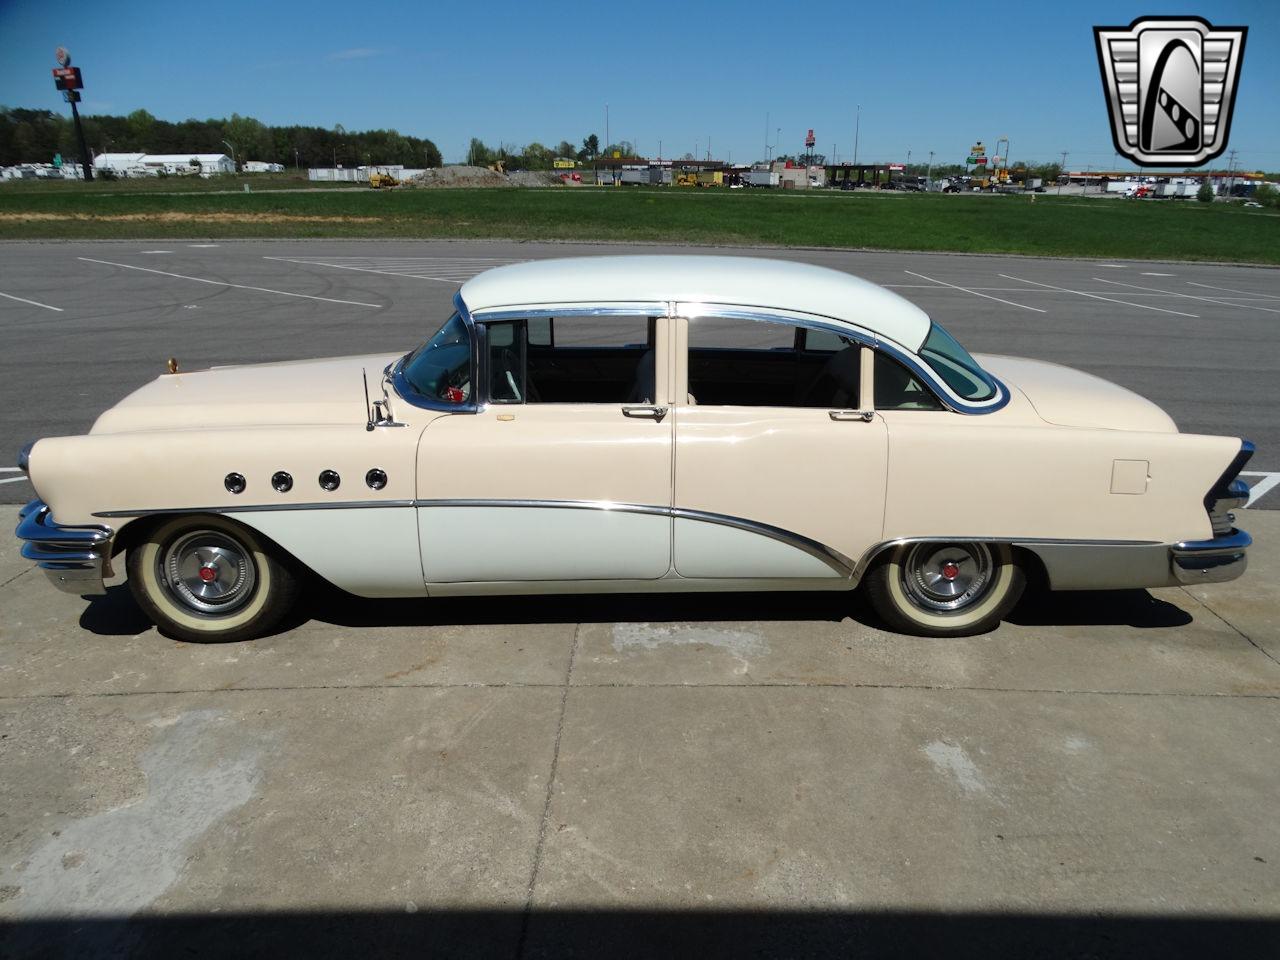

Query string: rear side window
484 315 655 404
687 316 860 408
874 353 943 410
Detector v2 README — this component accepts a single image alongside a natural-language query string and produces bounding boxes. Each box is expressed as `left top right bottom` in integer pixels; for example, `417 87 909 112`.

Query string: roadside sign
55 46 71 67
805 129 816 148
52 66 83 90
61 90 81 103
970 142 985 155
973 156 987 165
888 163 905 171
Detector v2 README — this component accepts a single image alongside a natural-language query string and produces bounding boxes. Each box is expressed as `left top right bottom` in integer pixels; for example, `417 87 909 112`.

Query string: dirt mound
410 166 510 188
408 166 564 188
507 170 563 188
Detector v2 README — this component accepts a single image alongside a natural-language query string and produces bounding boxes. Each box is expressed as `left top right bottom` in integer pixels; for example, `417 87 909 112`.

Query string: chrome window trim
469 302 669 322
388 293 480 414
679 304 1010 415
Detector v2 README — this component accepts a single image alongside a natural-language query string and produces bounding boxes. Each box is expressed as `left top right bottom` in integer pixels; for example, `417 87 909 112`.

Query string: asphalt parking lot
1 239 1277 505
2 241 1279 957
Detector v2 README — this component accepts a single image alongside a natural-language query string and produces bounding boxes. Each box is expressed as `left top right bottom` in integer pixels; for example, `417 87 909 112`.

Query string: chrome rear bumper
15 499 113 596
1171 528 1251 585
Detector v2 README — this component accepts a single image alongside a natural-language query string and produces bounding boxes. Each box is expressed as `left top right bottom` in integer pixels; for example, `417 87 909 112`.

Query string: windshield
399 312 472 404
918 321 997 402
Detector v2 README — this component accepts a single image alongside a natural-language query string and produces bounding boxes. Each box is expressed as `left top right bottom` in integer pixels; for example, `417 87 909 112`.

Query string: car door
416 307 674 585
670 307 888 580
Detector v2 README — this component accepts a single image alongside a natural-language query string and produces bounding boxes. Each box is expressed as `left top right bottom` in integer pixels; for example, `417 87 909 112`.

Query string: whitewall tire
864 541 1025 637
126 515 298 643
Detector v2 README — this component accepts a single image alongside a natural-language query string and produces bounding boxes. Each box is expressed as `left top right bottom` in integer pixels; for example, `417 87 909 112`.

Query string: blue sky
1 0 1275 169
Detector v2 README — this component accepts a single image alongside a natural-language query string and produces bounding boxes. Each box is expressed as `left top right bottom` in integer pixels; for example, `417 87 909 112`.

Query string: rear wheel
126 515 298 643
864 541 1024 637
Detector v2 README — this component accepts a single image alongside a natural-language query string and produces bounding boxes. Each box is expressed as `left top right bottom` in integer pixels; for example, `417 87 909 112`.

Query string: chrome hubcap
161 530 256 615
901 542 994 613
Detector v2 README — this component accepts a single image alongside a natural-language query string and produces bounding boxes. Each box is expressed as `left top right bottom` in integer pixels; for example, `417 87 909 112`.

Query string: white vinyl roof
460 256 933 350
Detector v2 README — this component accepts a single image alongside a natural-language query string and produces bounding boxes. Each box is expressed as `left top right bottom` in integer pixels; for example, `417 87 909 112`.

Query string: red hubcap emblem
198 565 218 583
941 562 960 581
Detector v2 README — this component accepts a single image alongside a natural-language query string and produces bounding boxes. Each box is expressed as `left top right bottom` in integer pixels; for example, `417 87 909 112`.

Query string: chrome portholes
224 472 246 495
365 468 388 490
160 529 257 615
900 541 994 612
271 471 293 493
318 470 341 491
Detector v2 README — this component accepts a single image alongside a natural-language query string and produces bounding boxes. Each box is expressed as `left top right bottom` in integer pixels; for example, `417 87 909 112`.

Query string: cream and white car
16 256 1253 642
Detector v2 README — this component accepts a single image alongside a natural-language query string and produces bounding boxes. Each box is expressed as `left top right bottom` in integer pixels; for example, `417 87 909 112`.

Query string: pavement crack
0 566 32 591
1182 585 1280 668
516 621 580 958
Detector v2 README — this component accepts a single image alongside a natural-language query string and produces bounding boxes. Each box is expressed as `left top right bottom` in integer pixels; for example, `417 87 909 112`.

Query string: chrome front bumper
15 499 113 596
1171 528 1251 585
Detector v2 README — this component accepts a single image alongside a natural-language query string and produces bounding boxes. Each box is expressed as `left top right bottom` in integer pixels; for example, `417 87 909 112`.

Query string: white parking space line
1093 277 1280 315
1095 263 1127 268
1242 472 1280 508
902 270 1046 313
77 257 381 308
1141 272 1175 277
264 256 529 284
0 291 63 312
0 467 21 472
1187 281 1280 301
0 475 31 485
998 274 1199 318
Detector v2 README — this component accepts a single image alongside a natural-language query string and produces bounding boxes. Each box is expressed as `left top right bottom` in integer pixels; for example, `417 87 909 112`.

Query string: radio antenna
362 368 374 431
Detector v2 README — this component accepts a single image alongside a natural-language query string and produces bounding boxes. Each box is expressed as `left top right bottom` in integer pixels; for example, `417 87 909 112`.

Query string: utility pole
658 139 662 160
1227 148 1238 194
605 104 610 153
765 112 770 163
926 150 934 190
853 105 861 166
1058 151 1068 194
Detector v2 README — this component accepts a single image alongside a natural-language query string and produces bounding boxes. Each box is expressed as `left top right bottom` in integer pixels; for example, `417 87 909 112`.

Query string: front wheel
863 541 1025 637
126 515 298 643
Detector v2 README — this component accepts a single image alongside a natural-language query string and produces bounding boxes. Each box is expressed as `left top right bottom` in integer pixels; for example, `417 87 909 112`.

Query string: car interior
482 316 942 410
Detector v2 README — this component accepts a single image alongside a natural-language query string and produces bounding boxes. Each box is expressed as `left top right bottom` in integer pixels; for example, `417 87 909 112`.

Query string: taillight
1205 441 1254 537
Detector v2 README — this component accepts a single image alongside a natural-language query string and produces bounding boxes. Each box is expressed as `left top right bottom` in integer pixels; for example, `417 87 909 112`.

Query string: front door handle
829 409 875 422
622 405 668 421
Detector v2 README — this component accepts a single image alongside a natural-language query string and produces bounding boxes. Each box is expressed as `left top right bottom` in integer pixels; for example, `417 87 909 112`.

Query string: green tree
1253 183 1277 207
581 133 599 159
1197 182 1215 202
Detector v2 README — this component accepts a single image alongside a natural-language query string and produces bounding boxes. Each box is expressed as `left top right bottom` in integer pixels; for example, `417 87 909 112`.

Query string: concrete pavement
1 505 1277 958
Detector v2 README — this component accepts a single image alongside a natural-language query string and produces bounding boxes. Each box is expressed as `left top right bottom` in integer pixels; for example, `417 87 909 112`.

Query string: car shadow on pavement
1 908 1276 960
1008 588 1193 629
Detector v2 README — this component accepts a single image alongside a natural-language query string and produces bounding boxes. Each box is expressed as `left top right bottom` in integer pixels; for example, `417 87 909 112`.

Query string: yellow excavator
368 170 400 189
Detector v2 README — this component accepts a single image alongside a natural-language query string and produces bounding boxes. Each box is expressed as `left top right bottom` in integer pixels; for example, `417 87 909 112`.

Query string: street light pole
926 150 934 190
605 104 610 154
221 139 237 172
853 105 860 166
1058 151 1068 194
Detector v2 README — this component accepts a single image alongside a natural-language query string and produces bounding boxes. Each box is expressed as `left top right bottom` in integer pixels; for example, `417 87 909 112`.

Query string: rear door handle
622 405 668 421
829 409 875 422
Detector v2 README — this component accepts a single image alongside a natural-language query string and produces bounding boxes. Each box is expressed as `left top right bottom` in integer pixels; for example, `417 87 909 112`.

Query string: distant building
93 152 235 177
244 161 285 173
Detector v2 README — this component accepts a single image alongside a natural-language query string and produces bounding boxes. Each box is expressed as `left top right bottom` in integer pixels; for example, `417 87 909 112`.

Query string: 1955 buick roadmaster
15 256 1253 642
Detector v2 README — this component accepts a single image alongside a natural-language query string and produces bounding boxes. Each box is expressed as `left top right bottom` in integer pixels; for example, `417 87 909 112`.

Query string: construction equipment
368 170 399 189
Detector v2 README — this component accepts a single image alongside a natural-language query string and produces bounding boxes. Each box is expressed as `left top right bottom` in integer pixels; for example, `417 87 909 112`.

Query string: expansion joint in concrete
516 621 580 957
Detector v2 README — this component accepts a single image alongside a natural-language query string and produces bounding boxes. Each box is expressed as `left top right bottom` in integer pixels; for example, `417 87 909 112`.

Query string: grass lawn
0 184 1275 263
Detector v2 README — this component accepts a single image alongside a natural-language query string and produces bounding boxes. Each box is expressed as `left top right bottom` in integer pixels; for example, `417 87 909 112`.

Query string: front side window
399 312 473 405
919 321 997 402
687 316 860 408
483 315 655 404
874 353 943 410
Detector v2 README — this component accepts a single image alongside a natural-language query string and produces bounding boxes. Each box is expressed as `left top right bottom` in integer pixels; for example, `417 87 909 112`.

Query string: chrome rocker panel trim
16 499 113 596
1171 528 1251 585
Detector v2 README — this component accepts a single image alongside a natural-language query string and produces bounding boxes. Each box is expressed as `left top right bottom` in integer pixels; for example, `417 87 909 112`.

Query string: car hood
90 353 400 434
977 354 1177 433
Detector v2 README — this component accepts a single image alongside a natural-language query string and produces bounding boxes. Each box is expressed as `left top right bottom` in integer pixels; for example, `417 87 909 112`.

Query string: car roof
459 255 932 350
